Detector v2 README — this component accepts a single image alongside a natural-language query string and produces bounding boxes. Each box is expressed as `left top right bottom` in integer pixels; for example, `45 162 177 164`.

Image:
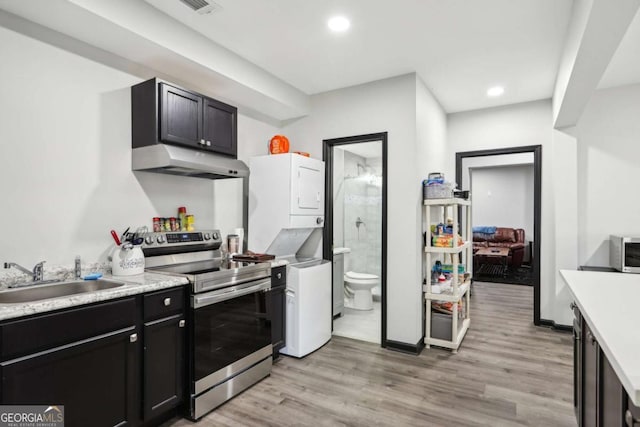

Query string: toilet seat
345 271 378 281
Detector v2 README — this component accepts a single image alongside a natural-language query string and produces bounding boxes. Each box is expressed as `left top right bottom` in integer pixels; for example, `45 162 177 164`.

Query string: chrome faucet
75 256 82 279
4 261 47 286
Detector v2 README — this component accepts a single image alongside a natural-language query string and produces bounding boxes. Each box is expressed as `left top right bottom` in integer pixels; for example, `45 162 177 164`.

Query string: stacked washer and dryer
248 153 331 358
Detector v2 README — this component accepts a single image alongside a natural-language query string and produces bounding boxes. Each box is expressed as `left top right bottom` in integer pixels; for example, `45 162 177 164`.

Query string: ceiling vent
179 0 222 15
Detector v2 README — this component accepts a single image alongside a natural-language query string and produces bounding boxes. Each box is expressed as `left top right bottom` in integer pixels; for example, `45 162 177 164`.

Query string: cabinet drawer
143 287 185 321
0 298 136 361
271 266 286 289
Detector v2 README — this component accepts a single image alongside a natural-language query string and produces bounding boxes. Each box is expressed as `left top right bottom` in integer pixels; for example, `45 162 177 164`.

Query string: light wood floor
165 281 576 427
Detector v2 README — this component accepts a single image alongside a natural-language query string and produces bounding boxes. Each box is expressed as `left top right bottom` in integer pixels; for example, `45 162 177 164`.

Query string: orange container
269 135 290 154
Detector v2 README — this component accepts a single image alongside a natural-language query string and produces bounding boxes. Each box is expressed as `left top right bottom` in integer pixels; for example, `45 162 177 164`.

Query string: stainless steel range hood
132 144 249 179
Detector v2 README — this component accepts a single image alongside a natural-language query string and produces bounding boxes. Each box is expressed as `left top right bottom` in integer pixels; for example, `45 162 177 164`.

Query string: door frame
323 132 388 347
455 145 543 326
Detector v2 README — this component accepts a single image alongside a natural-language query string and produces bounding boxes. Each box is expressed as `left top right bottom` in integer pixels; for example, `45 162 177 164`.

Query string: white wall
332 148 345 248
471 165 535 242
552 129 578 326
282 73 447 346
447 100 564 323
574 83 640 266
213 113 279 242
0 25 277 268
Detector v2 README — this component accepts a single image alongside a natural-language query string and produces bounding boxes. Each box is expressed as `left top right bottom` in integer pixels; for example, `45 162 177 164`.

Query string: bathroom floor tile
332 301 381 344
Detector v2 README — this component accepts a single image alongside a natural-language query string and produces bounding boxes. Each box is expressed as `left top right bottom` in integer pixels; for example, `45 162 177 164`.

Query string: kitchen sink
0 279 127 304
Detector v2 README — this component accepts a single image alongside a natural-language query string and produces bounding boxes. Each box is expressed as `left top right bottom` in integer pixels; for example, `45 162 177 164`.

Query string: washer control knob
157 235 166 244
203 233 211 240
145 236 154 245
212 232 219 240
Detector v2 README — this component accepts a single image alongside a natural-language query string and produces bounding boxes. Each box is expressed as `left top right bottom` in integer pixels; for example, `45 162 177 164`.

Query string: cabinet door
290 156 325 216
160 83 203 148
203 97 237 156
268 286 286 357
143 314 185 421
583 322 598 427
573 315 582 426
1 328 138 427
600 351 625 427
333 254 344 317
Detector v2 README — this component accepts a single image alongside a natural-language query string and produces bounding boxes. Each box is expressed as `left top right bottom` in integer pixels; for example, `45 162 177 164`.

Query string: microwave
610 236 640 273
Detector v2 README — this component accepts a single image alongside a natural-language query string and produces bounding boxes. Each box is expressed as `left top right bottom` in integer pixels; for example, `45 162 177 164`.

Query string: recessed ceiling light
328 16 350 32
487 86 505 97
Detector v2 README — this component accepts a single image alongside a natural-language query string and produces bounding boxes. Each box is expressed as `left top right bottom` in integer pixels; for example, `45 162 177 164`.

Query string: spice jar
186 215 195 231
178 207 187 231
152 217 161 232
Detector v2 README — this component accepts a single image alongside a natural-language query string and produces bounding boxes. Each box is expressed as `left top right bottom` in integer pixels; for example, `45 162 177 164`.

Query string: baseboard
539 318 572 333
384 338 425 355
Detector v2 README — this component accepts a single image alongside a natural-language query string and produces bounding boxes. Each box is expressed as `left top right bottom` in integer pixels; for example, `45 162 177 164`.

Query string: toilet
343 250 379 311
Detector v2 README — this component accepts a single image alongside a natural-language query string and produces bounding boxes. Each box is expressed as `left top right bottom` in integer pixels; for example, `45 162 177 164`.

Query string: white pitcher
112 246 145 276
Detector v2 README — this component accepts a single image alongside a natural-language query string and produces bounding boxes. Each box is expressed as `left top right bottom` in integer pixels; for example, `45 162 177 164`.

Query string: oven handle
193 278 271 308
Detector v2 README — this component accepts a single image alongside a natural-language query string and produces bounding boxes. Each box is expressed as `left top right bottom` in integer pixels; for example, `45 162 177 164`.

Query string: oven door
191 278 272 395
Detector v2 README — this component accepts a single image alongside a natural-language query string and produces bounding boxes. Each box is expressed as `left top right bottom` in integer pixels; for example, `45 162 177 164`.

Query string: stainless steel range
141 230 272 420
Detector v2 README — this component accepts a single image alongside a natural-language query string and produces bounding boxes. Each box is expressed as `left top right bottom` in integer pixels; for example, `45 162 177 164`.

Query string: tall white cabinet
423 198 473 353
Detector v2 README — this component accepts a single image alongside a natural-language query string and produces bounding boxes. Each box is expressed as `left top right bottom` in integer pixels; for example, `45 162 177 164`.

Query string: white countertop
560 269 640 405
270 258 289 268
0 272 188 321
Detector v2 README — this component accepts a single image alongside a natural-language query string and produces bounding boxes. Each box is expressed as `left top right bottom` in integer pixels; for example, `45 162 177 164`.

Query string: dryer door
290 156 325 216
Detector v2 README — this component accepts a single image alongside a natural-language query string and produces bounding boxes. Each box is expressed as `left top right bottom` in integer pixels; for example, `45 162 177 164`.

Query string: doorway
456 145 542 325
323 133 387 346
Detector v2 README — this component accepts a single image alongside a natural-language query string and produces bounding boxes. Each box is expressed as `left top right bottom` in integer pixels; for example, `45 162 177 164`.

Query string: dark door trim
323 132 388 348
455 145 543 325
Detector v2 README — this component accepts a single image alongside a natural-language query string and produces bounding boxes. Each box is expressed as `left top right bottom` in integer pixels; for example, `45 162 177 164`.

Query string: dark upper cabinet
160 83 203 148
203 97 237 156
132 78 238 158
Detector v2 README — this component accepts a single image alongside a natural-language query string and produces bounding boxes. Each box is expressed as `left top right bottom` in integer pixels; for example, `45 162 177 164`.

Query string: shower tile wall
342 152 382 278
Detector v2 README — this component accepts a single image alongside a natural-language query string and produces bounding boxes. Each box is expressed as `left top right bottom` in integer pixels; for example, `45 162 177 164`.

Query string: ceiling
145 0 575 113
1 0 637 120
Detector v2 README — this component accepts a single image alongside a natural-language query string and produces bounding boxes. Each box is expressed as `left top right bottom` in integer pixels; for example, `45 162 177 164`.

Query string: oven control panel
141 230 222 248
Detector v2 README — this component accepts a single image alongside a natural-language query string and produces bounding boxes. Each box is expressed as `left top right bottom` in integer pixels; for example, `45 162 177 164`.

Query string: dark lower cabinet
269 266 286 358
0 287 187 427
583 322 598 427
143 314 185 421
1 327 138 427
600 352 625 426
626 397 640 427
574 304 632 427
